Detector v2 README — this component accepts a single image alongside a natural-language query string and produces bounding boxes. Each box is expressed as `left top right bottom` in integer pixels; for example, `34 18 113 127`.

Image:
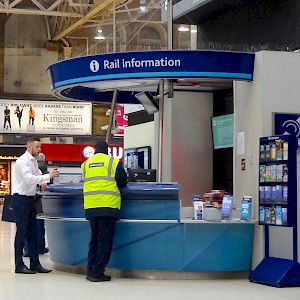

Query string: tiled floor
1 208 300 300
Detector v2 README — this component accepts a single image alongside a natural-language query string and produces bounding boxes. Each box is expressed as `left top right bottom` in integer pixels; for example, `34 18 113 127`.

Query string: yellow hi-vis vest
81 153 121 210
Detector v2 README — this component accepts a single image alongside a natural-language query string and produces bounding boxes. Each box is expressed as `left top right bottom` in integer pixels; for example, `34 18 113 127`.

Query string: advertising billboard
0 100 92 135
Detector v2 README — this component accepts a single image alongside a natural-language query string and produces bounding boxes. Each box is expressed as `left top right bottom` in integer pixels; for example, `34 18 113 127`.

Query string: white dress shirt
12 151 50 196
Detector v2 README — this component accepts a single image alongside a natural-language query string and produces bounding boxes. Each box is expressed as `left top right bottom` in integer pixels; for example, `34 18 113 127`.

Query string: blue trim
53 72 252 89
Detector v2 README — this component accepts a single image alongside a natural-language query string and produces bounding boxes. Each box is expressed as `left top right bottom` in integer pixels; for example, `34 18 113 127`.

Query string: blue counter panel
45 220 254 271
46 221 89 266
182 223 254 271
119 200 180 220
109 222 183 270
42 182 180 220
42 195 85 218
42 198 180 220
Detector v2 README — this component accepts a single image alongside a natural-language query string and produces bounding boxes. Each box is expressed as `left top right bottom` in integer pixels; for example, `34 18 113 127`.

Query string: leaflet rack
249 135 300 287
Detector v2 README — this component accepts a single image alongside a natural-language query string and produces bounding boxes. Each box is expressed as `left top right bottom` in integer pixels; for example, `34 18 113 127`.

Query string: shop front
0 145 25 204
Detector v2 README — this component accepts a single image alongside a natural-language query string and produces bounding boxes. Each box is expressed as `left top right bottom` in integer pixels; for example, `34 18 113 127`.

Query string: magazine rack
249 135 300 287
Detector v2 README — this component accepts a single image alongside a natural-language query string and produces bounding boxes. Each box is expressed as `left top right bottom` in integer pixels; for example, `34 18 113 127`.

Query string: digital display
123 146 151 172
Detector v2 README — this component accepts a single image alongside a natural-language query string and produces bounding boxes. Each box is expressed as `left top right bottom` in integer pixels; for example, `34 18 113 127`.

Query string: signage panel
47 50 255 102
0 100 92 135
274 112 300 147
211 114 234 149
42 144 123 162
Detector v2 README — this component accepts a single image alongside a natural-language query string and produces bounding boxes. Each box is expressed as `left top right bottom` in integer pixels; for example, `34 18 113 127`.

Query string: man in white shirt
12 136 59 274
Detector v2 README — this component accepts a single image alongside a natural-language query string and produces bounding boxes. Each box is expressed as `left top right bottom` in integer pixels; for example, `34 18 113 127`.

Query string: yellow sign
0 155 19 160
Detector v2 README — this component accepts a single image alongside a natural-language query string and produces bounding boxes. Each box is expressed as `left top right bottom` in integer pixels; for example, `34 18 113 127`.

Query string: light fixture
139 0 148 13
178 24 190 32
95 26 105 40
135 91 159 115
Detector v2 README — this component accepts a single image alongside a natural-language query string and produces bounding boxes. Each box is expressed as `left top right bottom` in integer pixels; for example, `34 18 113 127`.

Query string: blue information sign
47 50 255 103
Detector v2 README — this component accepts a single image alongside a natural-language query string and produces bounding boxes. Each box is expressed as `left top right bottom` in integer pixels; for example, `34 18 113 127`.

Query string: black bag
34 194 43 215
1 195 15 223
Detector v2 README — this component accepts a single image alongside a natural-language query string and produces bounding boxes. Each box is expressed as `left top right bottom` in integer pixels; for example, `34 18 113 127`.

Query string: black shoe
23 250 29 257
39 248 49 255
30 265 52 273
86 274 111 282
15 266 36 274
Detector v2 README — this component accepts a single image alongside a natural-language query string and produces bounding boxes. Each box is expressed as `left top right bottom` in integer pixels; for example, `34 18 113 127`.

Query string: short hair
27 136 41 144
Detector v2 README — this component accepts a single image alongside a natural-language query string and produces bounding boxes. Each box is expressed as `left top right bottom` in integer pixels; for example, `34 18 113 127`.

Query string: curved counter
41 183 255 279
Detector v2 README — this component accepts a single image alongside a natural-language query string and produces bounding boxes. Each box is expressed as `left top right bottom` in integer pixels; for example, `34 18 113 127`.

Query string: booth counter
41 183 255 279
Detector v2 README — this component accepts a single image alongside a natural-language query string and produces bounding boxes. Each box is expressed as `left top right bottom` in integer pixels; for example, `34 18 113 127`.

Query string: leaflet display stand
249 135 300 287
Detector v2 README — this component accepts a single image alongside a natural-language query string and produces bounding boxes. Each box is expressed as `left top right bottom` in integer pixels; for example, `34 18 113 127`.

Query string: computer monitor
128 169 157 182
123 146 151 172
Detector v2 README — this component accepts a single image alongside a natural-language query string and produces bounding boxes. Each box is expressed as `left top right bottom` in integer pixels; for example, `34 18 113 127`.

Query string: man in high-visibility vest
81 139 127 282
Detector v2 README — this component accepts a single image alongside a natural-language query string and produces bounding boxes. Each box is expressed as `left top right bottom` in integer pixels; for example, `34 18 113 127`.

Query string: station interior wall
124 121 157 170
163 91 213 207
4 15 57 95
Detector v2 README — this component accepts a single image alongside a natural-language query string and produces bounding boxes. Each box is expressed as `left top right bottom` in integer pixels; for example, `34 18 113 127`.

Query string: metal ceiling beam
0 7 82 17
52 0 122 41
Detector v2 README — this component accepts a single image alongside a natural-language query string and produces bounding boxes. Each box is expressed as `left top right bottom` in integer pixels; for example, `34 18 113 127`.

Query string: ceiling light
95 26 105 40
190 25 197 33
139 0 148 13
178 24 190 32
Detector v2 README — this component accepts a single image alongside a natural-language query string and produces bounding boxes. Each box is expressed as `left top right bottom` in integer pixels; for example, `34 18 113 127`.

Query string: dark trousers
24 219 46 252
29 117 34 125
3 117 11 129
12 194 40 269
87 216 116 277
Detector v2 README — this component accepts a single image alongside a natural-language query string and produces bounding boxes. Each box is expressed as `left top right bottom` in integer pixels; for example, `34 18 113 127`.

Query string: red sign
114 105 128 136
41 144 123 162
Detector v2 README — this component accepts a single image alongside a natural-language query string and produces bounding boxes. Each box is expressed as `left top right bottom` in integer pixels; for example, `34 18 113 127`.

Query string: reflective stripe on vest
82 156 115 182
81 153 120 210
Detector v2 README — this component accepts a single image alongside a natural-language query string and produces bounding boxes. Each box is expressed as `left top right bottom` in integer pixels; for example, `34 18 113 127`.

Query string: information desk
41 183 255 279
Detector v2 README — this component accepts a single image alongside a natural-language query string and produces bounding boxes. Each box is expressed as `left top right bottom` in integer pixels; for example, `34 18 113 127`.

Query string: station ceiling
0 0 162 42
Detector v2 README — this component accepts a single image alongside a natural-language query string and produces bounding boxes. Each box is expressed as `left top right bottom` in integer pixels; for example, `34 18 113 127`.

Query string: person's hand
40 183 47 192
49 169 59 179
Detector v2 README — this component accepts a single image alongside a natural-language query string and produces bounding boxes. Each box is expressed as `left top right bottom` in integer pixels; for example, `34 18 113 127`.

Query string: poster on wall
211 114 234 149
273 113 300 148
0 100 92 135
101 104 128 137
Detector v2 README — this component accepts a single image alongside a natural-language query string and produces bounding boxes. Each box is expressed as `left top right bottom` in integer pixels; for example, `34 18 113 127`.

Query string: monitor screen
211 114 234 149
123 146 151 172
128 169 156 182
137 146 151 169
